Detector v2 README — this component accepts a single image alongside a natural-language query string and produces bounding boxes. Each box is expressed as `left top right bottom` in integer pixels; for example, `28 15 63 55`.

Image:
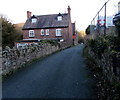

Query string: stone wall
88 48 120 81
2 42 71 76
0 47 1 100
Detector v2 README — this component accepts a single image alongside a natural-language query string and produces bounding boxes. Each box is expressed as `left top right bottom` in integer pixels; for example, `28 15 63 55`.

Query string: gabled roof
23 13 69 30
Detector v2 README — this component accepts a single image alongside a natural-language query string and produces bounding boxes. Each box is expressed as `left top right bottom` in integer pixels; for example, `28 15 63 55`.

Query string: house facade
15 6 77 48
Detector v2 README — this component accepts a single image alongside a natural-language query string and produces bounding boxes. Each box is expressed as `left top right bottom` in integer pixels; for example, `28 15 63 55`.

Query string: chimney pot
67 6 71 16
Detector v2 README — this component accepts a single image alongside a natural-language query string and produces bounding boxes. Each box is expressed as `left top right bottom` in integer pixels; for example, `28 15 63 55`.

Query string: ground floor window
56 29 62 36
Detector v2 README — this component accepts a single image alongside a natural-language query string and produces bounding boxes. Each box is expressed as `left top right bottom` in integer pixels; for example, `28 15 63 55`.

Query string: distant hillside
14 23 24 29
14 23 24 36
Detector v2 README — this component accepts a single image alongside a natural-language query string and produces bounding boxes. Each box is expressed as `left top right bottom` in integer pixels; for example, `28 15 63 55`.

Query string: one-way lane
2 44 96 98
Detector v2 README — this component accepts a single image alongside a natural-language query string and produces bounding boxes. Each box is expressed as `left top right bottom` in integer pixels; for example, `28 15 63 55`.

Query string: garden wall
2 42 71 76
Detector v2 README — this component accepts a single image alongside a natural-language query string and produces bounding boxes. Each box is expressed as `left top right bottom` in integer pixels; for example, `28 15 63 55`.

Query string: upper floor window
32 18 37 23
57 16 62 21
29 30 35 37
41 29 44 35
46 29 49 35
56 29 62 36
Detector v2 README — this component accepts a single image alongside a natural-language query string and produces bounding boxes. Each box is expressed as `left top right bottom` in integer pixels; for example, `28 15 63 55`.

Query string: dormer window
57 13 62 21
57 16 62 21
32 18 37 23
31 15 37 23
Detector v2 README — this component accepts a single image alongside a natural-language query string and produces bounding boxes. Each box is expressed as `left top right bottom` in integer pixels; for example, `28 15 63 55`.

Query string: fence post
90 0 110 36
97 12 100 35
104 2 107 36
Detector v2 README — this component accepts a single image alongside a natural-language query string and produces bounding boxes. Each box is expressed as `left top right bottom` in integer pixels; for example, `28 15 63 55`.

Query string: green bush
40 40 59 46
87 36 120 58
84 35 120 100
85 35 120 100
88 36 108 58
1 16 23 49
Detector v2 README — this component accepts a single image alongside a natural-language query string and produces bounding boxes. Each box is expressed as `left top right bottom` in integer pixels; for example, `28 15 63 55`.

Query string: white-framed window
32 18 37 23
56 29 62 36
29 30 35 37
46 29 49 35
57 16 62 21
41 29 44 35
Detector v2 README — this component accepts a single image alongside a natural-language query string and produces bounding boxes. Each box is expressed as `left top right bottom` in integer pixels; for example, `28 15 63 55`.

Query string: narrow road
2 44 96 98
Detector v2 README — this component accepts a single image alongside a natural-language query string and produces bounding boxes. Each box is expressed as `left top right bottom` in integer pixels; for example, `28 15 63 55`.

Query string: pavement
2 44 97 98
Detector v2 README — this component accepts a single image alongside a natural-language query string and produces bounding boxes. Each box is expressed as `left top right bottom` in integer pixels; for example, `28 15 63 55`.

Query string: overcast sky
0 0 119 31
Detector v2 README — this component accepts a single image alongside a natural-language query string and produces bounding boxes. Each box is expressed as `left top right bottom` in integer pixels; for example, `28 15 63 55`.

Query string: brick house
15 6 77 48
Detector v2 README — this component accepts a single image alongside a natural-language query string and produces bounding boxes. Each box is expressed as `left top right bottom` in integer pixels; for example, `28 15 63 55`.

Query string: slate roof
23 13 70 30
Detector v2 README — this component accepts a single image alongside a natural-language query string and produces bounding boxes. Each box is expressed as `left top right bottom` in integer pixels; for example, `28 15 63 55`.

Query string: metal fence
90 0 119 36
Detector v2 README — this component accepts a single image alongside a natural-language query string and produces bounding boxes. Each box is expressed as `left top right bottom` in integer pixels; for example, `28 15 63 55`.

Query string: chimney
118 2 120 13
67 6 71 16
27 11 32 19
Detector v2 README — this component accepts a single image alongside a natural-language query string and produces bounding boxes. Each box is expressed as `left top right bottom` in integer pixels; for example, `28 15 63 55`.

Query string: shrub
84 35 120 100
40 40 59 46
88 37 108 58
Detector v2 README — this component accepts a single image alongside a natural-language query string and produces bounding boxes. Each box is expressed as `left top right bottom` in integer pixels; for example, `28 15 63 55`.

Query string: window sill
29 37 35 38
56 35 62 37
56 36 62 37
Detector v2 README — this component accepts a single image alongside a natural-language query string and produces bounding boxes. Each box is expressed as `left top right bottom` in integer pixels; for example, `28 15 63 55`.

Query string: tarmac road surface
2 44 96 99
